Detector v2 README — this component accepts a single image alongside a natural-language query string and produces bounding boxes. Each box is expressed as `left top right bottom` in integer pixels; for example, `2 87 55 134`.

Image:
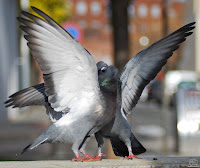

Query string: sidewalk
1 157 200 168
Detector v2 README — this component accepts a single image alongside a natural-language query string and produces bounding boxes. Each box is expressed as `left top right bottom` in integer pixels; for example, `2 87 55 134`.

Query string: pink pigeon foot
125 151 141 160
92 153 106 161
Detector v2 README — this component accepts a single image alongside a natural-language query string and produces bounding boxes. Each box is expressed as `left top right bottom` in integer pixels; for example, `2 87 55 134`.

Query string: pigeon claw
72 152 105 162
72 158 82 162
83 152 93 159
72 157 94 162
93 153 106 161
125 152 141 160
72 152 94 162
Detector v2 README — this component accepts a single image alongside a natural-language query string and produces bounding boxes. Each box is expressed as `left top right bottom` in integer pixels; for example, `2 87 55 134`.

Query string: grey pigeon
6 63 146 159
6 62 146 159
6 6 195 160
6 7 121 161
94 22 195 159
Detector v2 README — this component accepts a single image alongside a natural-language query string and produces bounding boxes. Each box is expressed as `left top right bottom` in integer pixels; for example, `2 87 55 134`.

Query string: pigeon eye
101 67 107 73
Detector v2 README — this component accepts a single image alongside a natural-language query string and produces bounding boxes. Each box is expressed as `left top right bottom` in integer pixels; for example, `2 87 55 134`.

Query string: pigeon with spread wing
6 6 195 161
7 7 120 161
95 22 195 159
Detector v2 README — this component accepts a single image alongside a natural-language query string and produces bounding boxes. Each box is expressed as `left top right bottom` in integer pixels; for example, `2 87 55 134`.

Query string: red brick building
68 0 185 69
129 0 185 69
69 0 113 64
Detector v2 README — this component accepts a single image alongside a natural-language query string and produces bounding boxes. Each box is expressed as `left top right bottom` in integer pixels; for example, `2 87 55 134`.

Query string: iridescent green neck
100 78 109 87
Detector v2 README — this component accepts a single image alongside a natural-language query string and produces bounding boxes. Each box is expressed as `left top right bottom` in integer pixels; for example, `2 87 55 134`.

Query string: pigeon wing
5 83 65 122
18 7 100 113
5 83 46 108
120 22 195 115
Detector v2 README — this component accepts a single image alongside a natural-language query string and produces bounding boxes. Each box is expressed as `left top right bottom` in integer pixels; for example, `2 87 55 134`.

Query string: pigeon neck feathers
97 61 119 95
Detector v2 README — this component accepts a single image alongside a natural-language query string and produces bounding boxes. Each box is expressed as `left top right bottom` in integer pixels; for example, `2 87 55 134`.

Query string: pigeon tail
21 135 48 154
110 132 146 157
130 132 146 155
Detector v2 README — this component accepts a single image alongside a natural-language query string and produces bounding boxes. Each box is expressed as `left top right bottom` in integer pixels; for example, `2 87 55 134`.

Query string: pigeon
94 61 146 159
6 7 121 162
6 62 146 159
5 6 195 160
94 22 196 159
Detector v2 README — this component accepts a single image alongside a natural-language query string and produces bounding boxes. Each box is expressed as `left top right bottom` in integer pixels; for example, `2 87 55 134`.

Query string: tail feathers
110 132 146 157
130 133 146 155
21 136 48 154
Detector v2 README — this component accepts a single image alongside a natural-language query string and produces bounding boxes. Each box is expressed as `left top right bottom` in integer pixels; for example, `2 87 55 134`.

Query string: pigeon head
97 61 119 94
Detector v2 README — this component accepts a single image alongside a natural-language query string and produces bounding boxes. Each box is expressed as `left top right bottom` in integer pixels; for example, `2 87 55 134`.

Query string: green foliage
29 0 72 24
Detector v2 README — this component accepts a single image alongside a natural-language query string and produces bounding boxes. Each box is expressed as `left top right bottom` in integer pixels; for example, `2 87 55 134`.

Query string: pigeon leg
72 152 82 162
93 133 106 161
72 151 94 162
79 137 93 158
125 150 140 159
72 141 94 162
125 139 141 159
93 146 106 160
79 149 93 159
72 142 86 162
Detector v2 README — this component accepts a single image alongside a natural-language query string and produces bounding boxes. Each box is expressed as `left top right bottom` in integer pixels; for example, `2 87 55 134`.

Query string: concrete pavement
1 157 200 168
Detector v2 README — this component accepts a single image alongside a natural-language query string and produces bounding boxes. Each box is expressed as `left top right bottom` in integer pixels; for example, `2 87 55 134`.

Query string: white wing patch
19 7 102 115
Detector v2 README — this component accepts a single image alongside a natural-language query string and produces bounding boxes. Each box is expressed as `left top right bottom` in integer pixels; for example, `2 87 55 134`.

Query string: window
151 4 161 18
76 1 88 16
90 1 101 16
138 4 148 18
128 4 135 17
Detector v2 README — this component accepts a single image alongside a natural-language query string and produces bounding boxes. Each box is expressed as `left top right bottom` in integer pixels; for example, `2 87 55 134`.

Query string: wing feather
120 22 195 114
18 7 100 113
5 83 46 107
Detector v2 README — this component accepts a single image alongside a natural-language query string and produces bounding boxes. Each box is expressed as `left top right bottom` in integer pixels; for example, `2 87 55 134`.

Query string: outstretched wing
5 83 46 108
120 22 195 115
4 83 64 122
18 7 100 113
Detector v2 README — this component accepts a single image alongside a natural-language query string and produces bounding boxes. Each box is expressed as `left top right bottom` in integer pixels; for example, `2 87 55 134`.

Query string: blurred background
0 0 200 160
